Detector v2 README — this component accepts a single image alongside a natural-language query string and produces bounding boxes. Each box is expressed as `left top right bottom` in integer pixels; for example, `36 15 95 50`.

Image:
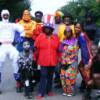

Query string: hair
75 21 84 31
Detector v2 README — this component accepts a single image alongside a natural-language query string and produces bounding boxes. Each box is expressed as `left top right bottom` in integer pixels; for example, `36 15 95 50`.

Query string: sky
30 0 70 16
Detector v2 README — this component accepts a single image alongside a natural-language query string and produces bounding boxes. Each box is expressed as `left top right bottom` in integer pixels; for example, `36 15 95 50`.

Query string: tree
61 0 100 26
0 0 30 21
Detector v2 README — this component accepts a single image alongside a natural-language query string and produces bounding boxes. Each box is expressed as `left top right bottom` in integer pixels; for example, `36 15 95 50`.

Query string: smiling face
23 41 30 51
75 23 82 35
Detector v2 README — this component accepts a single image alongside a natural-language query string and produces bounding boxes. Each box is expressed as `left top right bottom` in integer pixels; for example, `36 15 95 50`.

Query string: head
64 26 73 39
43 14 54 35
23 41 30 52
1 9 10 20
35 11 43 22
55 10 63 24
22 10 31 22
86 14 93 24
91 43 99 58
43 26 53 36
62 14 71 25
75 22 83 35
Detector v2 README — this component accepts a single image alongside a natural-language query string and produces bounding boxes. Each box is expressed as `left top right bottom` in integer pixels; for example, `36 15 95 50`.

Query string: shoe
35 95 44 99
67 94 73 97
62 93 67 96
0 90 2 94
47 92 54 96
25 95 32 99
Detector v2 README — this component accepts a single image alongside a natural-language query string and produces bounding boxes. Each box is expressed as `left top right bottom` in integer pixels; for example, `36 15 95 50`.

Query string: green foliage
61 0 100 26
0 0 30 21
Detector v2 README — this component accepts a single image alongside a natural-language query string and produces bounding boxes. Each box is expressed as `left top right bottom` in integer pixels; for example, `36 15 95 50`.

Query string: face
63 17 70 25
3 14 9 20
55 16 61 24
91 45 98 58
75 23 82 34
35 15 42 22
23 41 30 51
64 30 72 39
22 10 31 21
44 27 53 35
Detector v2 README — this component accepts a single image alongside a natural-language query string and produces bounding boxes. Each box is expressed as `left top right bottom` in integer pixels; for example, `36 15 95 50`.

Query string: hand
84 64 89 70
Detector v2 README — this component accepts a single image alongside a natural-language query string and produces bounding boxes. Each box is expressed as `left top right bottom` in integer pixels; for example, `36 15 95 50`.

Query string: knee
93 74 100 80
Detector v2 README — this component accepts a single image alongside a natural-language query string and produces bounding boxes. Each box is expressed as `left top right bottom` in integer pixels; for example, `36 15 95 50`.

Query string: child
17 41 34 99
60 26 79 96
88 43 100 100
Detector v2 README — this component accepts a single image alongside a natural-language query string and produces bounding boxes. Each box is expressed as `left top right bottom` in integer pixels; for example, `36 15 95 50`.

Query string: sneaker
35 95 44 99
62 93 67 96
26 95 32 99
67 94 73 97
47 92 54 96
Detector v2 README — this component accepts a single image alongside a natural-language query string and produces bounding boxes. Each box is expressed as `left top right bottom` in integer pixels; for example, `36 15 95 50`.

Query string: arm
78 34 89 65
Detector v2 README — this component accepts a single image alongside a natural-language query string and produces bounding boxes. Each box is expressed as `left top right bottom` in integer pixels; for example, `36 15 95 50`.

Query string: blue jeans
39 67 55 96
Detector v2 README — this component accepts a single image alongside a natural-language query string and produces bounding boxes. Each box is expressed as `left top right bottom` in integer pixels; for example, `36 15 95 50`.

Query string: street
0 59 82 100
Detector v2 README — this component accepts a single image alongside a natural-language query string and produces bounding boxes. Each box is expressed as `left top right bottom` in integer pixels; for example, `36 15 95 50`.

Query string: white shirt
0 20 24 43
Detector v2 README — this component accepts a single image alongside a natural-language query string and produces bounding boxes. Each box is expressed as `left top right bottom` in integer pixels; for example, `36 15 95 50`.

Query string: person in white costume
0 9 24 94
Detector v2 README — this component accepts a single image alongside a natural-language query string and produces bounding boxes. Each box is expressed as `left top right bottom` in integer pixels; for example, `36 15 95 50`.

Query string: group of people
0 9 99 100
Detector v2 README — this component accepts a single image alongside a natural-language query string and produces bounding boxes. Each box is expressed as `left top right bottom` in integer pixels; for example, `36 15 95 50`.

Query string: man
32 11 43 41
0 9 24 94
19 10 36 50
58 13 75 42
84 14 97 42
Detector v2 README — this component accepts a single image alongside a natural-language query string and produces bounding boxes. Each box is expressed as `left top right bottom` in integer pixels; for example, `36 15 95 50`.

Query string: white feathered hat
1 9 10 17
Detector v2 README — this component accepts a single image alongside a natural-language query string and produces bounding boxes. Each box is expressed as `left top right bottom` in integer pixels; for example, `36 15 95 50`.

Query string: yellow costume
58 24 75 42
19 10 36 38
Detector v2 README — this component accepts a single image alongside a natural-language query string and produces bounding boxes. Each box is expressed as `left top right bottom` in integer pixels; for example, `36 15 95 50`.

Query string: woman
34 15 60 99
60 26 79 96
75 22 92 100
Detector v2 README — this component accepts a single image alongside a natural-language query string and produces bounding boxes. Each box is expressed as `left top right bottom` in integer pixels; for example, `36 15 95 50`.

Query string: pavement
0 59 82 100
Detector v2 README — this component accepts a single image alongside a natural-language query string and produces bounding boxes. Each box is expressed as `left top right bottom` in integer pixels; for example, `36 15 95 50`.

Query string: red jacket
32 23 43 41
34 33 60 67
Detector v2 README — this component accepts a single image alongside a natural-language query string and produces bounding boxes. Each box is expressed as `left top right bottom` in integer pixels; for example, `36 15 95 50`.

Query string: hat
55 10 64 17
35 11 43 17
1 9 10 17
43 14 54 29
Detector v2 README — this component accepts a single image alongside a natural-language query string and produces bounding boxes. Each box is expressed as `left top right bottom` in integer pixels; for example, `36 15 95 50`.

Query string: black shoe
0 90 2 94
25 95 32 99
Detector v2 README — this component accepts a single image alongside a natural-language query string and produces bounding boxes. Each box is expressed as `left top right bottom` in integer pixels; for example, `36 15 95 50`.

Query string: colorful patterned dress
60 37 79 95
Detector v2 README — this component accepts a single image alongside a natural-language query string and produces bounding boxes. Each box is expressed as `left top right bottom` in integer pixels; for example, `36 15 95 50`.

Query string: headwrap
1 9 10 17
22 10 31 22
55 10 64 17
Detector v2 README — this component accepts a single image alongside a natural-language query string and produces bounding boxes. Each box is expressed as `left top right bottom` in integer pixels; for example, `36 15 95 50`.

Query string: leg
46 67 55 94
38 67 48 96
60 69 67 94
9 45 19 74
0 45 7 94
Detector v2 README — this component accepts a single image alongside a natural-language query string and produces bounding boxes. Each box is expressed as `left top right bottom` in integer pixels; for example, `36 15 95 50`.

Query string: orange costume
19 10 36 38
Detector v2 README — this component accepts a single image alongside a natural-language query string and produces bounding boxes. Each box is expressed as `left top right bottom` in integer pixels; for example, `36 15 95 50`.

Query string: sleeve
14 23 25 37
78 35 89 65
33 36 40 61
